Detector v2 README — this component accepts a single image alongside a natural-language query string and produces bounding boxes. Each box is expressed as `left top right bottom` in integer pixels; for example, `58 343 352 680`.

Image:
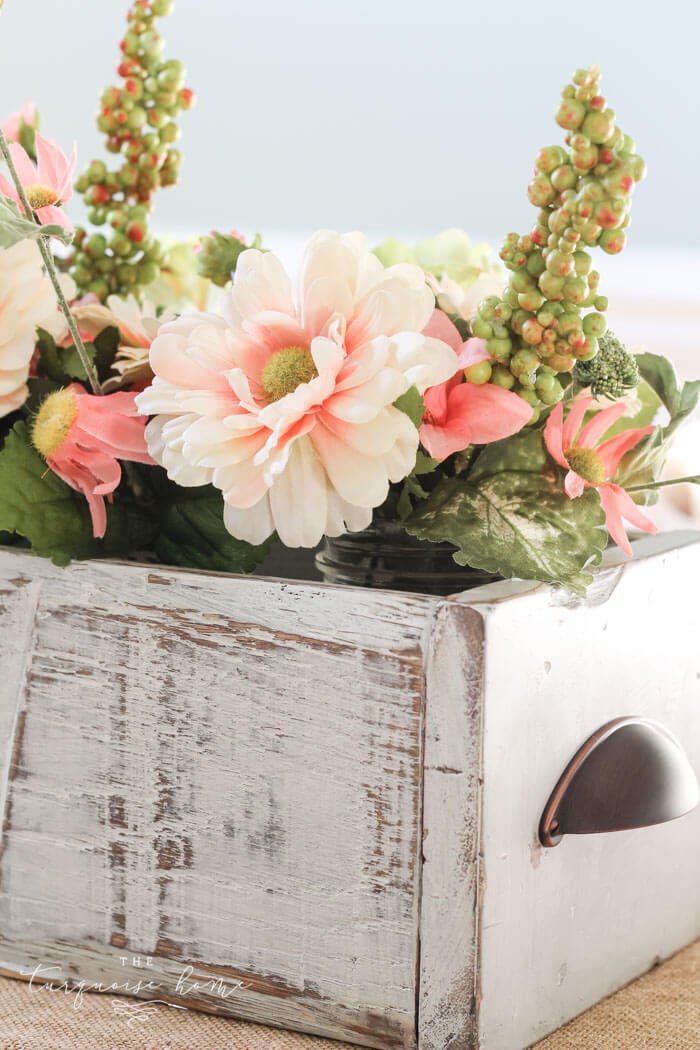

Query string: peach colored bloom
1 102 38 144
419 311 532 460
32 385 153 539
137 231 457 547
0 132 76 230
544 394 657 555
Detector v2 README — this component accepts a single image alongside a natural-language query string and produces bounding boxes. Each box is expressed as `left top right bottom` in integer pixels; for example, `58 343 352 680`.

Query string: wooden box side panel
475 538 700 1050
418 602 485 1050
0 551 437 1049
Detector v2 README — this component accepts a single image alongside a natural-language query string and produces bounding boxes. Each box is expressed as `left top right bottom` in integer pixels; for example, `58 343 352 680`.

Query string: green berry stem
71 0 195 301
0 128 102 395
473 66 645 420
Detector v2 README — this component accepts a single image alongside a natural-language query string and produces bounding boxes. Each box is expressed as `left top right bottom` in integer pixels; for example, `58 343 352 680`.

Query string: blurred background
0 0 698 519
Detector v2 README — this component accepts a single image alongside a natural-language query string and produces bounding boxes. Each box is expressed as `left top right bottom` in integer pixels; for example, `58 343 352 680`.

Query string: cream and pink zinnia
0 132 76 230
544 394 657 555
136 231 465 547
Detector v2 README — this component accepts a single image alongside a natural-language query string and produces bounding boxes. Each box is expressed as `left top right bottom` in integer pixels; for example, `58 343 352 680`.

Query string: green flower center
25 184 59 210
32 389 78 458
261 346 318 403
565 445 606 485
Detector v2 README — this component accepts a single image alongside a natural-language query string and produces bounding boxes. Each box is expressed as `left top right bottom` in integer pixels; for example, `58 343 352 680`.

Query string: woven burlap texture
0 941 697 1050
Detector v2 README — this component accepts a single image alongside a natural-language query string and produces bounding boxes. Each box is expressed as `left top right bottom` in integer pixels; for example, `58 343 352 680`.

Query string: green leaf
616 366 700 501
35 326 101 384
635 352 682 416
0 194 72 247
25 376 61 416
406 471 606 595
0 421 155 565
92 325 121 382
468 428 547 482
394 386 425 429
153 482 272 573
35 327 65 382
61 341 97 381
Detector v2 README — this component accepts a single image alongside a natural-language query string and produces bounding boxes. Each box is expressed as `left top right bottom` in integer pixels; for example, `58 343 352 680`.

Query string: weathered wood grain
459 532 700 1050
0 551 438 1049
418 602 485 1050
1 534 699 1050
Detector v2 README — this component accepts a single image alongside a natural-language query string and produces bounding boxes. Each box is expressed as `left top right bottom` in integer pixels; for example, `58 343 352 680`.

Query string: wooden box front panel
0 552 437 1049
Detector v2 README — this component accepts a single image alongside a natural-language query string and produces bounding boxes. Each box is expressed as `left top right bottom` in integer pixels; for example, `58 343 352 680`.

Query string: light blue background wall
0 1 696 248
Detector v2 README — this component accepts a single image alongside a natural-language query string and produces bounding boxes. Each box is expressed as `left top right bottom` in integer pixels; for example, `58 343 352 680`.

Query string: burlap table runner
0 942 697 1049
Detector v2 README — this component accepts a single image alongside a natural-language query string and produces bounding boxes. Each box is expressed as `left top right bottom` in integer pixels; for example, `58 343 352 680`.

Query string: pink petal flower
420 380 531 460
36 385 153 539
0 133 76 231
544 396 658 556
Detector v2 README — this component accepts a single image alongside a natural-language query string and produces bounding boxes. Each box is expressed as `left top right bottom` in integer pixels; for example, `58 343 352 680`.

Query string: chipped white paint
459 531 700 1050
0 533 698 1050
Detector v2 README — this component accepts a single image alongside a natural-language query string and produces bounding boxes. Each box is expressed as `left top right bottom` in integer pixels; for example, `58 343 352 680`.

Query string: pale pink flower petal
423 309 463 354
561 394 592 449
543 401 568 469
457 337 490 370
8 142 36 186
138 232 456 546
36 204 72 229
564 470 586 499
605 483 658 537
576 400 628 449
596 425 655 477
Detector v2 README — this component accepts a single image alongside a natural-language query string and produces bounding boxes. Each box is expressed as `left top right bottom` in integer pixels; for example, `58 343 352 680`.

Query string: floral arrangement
0 2 697 595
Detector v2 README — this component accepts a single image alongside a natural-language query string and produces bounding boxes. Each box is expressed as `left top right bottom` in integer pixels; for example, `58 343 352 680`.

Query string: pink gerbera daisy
0 132 76 230
31 385 153 538
544 394 657 555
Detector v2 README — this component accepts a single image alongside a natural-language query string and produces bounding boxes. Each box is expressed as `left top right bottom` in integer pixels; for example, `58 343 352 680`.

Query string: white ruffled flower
0 241 63 419
136 231 457 547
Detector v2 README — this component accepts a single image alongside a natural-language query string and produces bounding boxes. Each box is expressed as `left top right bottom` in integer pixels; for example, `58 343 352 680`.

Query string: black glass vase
315 519 499 597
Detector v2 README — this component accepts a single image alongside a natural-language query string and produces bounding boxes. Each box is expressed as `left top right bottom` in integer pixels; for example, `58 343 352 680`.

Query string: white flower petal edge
136 231 456 548
0 242 65 419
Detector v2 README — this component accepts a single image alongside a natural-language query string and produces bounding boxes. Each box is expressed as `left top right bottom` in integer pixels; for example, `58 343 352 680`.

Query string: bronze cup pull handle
539 717 699 848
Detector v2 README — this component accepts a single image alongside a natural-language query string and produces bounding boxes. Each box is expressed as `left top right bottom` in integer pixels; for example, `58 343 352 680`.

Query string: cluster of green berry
471 66 645 421
70 0 194 300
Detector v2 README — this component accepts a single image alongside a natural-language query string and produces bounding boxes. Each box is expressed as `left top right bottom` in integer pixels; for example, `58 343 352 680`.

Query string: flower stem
626 475 700 493
0 129 102 395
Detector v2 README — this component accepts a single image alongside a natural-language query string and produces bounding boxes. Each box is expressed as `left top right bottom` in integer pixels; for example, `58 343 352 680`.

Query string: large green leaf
406 470 606 595
0 422 155 565
468 428 547 482
153 482 272 574
0 194 72 247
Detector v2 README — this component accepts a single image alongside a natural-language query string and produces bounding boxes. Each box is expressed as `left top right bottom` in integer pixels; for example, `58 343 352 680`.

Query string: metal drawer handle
539 717 699 847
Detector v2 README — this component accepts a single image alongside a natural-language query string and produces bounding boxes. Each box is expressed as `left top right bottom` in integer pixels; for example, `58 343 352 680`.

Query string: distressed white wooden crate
0 533 698 1050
